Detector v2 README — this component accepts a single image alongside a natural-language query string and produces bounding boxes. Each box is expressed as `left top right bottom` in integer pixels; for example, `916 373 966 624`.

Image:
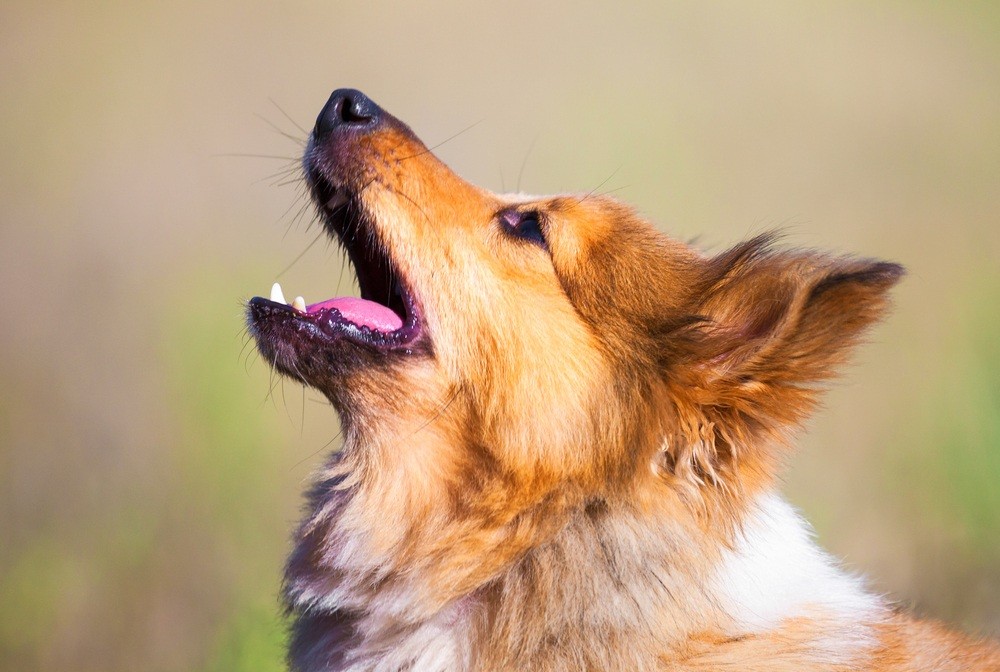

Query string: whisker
595 184 632 198
262 353 282 409
290 429 345 472
516 134 539 194
280 377 295 427
269 97 309 136
276 229 326 279
336 246 348 295
408 388 461 439
285 202 316 239
280 195 311 238
244 350 259 374
576 165 622 205
238 329 258 369
396 120 483 162
215 152 300 161
284 361 310 437
300 385 306 436
255 112 306 146
287 188 317 234
242 342 260 374
390 186 433 227
253 165 303 187
274 175 308 188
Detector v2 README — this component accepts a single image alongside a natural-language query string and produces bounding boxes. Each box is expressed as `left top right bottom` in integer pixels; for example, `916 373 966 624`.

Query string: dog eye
500 210 547 249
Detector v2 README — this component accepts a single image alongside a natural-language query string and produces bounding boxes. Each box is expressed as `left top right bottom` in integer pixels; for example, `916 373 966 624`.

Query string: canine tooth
292 296 306 312
270 282 286 304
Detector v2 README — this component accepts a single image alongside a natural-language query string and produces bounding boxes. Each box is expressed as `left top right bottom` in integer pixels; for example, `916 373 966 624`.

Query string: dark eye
500 210 547 249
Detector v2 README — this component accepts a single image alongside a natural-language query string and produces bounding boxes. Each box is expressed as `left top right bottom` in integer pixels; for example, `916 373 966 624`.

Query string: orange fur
248 90 1000 671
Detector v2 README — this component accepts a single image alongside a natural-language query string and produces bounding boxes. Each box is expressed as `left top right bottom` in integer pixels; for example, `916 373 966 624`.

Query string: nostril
339 95 373 124
314 88 382 138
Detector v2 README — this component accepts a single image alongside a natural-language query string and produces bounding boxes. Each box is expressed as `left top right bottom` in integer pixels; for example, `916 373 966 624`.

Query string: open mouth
248 175 423 351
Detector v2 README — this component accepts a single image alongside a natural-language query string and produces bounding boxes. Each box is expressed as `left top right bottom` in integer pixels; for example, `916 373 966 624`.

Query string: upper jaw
304 165 425 350
246 140 429 365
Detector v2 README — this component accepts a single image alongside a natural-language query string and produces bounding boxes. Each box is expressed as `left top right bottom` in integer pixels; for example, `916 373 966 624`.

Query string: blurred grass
0 273 295 671
0 1 997 669
883 283 1000 632
202 599 286 672
160 271 292 672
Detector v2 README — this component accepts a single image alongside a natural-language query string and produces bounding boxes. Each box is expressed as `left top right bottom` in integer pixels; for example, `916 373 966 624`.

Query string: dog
247 89 1000 671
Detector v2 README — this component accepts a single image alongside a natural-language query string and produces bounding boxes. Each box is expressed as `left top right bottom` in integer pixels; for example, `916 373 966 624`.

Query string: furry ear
660 235 904 485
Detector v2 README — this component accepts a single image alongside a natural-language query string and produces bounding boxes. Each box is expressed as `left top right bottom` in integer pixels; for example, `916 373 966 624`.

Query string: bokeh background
2 2 998 670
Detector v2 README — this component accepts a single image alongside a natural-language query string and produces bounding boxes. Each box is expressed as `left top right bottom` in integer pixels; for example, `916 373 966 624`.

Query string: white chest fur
710 493 885 662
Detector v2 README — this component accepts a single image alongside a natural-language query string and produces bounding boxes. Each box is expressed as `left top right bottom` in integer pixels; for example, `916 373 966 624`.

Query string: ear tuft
665 242 905 460
807 261 905 326
812 260 905 295
785 259 905 383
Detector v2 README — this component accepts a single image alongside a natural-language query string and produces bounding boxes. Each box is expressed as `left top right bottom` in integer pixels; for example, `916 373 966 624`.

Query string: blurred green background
1 2 998 670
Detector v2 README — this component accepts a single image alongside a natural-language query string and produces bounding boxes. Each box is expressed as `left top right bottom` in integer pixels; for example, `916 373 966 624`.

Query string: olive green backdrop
1 2 998 670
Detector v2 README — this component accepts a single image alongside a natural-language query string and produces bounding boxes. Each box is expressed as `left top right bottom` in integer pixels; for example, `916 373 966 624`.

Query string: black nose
313 88 382 139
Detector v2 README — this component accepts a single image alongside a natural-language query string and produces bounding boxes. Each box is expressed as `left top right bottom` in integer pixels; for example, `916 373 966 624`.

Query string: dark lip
246 290 423 352
247 146 425 353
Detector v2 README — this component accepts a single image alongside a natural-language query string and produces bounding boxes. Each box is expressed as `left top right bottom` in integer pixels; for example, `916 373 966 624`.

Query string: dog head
248 89 903 504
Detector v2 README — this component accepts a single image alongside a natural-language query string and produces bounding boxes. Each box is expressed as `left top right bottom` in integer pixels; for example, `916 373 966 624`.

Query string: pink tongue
306 297 403 332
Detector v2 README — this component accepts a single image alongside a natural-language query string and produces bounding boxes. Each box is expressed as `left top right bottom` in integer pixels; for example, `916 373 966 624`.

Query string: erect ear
660 235 904 482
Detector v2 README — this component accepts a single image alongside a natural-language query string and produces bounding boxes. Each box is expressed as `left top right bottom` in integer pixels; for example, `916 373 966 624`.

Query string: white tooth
292 296 306 312
270 282 286 304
